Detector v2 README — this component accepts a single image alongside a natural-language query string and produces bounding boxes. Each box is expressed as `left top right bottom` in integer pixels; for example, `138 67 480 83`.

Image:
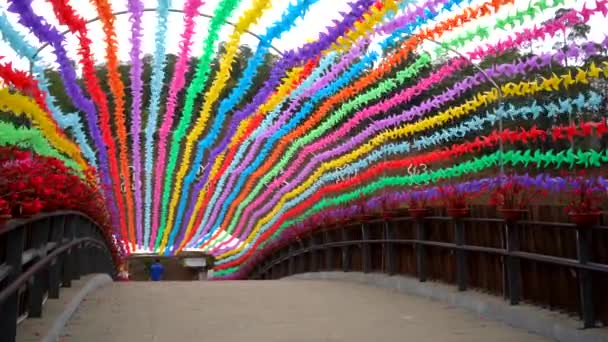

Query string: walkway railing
0 212 116 342
249 206 608 329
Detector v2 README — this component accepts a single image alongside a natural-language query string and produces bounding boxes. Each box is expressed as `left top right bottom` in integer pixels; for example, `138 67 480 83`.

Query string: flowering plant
0 147 122 262
378 195 399 211
438 184 470 209
563 173 605 214
407 192 429 209
490 176 544 210
355 192 369 215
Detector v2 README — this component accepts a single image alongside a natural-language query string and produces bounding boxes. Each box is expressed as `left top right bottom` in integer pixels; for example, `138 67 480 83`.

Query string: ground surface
60 280 547 342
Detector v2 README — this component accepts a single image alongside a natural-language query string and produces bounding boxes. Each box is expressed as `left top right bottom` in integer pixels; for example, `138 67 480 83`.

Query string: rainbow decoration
0 0 607 277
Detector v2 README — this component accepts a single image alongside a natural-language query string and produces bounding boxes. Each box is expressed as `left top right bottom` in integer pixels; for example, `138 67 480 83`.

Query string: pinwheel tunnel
0 0 608 341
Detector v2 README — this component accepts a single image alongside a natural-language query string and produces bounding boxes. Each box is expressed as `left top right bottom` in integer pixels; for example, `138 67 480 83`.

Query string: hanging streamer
153 0 243 251
0 12 97 167
225 38 604 245
159 0 383 251
159 0 275 252
164 0 323 252
216 144 608 269
210 57 607 262
201 0 604 251
190 0 456 246
144 0 172 249
196 0 505 249
90 0 136 247
178 55 339 250
127 0 145 247
43 0 125 236
6 1 117 213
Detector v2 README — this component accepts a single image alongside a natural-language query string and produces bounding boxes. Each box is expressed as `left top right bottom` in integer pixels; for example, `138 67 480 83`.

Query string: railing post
48 216 65 299
0 227 25 342
576 227 595 328
282 249 288 277
309 233 318 272
415 219 427 282
384 220 395 275
361 223 371 273
62 217 76 286
27 219 50 318
341 227 351 272
288 245 295 276
454 220 468 291
505 221 521 305
324 230 334 270
74 217 87 276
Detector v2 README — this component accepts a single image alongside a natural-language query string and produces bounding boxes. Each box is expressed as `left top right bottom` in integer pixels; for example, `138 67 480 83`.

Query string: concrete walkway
61 280 546 341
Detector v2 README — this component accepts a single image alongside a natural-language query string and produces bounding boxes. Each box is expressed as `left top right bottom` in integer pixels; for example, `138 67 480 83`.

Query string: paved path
62 280 547 342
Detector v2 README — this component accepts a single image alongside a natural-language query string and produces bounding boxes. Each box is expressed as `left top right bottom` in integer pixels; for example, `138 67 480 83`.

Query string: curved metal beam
30 8 284 62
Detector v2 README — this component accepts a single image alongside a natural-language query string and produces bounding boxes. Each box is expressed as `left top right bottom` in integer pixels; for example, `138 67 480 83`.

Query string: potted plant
379 195 403 218
406 192 431 219
564 175 605 227
354 193 374 221
439 184 470 218
491 176 542 222
0 198 10 225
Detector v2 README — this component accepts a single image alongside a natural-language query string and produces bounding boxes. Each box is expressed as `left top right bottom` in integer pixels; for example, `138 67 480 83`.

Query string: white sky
0 0 606 73
0 0 351 72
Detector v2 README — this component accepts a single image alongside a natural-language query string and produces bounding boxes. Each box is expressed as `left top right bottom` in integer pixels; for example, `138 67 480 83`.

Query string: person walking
150 258 164 281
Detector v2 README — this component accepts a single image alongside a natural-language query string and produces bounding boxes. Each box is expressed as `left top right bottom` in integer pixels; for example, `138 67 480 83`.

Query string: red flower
563 175 605 214
490 176 544 210
13 150 31 160
0 198 9 215
0 146 123 262
438 184 469 209
21 198 44 215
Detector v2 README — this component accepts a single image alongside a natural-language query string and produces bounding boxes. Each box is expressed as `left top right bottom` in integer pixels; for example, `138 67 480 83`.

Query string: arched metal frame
30 7 284 68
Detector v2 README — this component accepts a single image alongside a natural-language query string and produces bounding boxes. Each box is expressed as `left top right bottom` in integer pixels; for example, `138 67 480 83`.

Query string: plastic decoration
2 0 607 274
145 0 172 249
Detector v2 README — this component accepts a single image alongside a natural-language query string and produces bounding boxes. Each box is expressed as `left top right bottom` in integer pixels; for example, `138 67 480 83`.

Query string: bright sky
0 0 351 72
0 0 606 73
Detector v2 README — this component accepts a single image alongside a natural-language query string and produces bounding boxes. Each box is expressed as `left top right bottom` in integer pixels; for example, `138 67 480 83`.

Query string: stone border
286 272 608 342
41 274 113 342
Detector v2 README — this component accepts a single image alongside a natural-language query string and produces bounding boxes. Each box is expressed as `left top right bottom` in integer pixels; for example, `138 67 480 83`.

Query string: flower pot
354 214 374 222
380 212 396 219
407 208 431 220
568 212 601 227
498 208 528 222
0 214 11 226
447 207 470 218
380 209 405 219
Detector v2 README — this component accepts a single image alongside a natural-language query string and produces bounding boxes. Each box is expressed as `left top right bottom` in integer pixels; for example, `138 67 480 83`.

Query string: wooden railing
0 212 116 342
249 206 608 329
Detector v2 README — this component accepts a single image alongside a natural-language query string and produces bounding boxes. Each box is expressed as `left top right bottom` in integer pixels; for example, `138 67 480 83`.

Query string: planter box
498 208 528 222
447 207 470 218
568 212 601 227
407 208 431 220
